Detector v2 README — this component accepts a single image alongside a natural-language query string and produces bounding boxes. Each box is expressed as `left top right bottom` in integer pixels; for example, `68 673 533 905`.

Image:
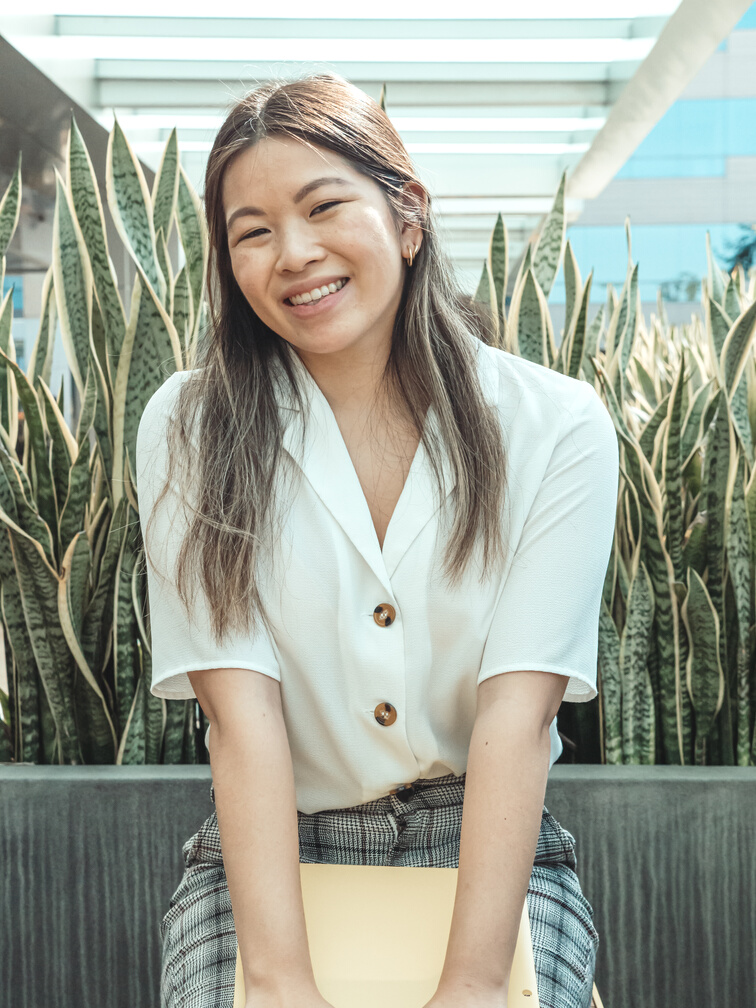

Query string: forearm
210 713 316 998
437 707 552 995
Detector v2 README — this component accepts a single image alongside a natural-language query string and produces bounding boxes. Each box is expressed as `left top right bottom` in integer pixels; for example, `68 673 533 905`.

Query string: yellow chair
231 863 605 1007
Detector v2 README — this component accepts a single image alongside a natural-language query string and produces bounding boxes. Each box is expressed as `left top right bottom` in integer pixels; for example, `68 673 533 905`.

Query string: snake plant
0 126 754 767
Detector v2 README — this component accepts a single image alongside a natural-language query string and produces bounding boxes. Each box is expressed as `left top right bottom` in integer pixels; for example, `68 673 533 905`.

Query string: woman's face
222 135 419 367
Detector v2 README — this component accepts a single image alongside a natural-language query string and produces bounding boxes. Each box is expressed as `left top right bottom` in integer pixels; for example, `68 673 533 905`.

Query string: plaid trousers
160 772 599 1008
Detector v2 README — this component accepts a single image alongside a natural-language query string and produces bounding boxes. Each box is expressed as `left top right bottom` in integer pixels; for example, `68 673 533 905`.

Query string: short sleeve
477 379 619 702
135 373 281 701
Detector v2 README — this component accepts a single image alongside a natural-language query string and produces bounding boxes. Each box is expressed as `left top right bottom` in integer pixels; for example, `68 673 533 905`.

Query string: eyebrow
226 177 350 230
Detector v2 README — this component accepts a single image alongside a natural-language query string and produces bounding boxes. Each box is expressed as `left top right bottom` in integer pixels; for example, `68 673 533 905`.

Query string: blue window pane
616 156 725 179
2 275 23 316
735 4 756 29
548 223 744 304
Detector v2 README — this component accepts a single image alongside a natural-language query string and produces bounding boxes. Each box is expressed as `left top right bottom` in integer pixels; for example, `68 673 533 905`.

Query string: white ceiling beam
96 78 624 108
94 58 642 84
98 104 613 120
567 0 755 200
55 15 669 41
414 154 581 196
127 128 601 146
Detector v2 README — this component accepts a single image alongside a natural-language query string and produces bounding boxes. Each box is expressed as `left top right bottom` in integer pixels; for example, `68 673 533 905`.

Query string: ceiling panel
2 3 747 293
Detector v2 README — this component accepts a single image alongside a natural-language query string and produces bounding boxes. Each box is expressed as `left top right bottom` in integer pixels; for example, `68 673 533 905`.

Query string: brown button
373 603 396 627
374 702 397 726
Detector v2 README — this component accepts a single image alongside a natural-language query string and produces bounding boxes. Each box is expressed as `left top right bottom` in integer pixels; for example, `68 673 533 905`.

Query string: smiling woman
136 72 616 1008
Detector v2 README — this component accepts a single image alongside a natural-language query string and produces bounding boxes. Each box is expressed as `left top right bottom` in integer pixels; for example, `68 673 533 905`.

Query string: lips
282 276 351 317
283 277 350 306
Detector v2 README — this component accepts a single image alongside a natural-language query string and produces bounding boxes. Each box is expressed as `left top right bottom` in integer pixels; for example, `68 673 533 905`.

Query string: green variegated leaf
0 289 16 436
663 353 686 583
562 239 581 339
80 498 129 685
3 515 80 764
152 128 180 240
59 532 117 762
0 153 22 256
53 168 92 397
681 380 714 465
156 226 173 300
516 269 549 366
489 212 507 332
117 665 146 765
172 264 192 355
107 119 165 300
113 271 181 509
725 449 752 765
474 258 493 310
532 169 565 298
681 567 725 765
706 230 727 306
68 117 126 364
619 559 656 764
37 377 76 521
634 358 658 408
598 597 623 764
721 299 756 402
0 351 57 548
132 553 163 763
176 165 207 323
59 428 91 556
564 272 593 379
0 444 55 566
113 503 140 749
1 577 43 762
27 268 57 389
723 276 741 323
612 262 639 405
582 306 604 377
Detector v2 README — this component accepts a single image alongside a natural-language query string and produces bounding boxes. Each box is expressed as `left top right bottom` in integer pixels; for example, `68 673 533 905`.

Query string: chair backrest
233 863 540 1008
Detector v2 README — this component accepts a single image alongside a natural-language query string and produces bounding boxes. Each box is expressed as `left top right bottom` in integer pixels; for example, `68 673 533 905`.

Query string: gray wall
2 765 754 1008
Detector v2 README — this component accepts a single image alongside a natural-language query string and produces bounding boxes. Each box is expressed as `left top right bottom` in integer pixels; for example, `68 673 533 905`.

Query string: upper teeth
288 278 347 305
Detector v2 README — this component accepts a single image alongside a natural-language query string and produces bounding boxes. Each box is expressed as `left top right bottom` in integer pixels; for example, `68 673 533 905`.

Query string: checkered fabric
160 772 599 1008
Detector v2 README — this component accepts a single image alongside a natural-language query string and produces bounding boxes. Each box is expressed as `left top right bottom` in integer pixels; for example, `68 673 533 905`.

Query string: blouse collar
269 338 499 591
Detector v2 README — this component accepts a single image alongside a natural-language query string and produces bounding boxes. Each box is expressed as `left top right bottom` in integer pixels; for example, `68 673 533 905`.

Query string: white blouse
136 337 619 814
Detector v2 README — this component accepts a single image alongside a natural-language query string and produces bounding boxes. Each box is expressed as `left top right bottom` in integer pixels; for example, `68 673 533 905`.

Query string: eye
311 200 341 215
238 227 269 241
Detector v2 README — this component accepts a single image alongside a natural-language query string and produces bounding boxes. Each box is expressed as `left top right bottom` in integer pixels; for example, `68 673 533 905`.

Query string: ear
397 180 427 255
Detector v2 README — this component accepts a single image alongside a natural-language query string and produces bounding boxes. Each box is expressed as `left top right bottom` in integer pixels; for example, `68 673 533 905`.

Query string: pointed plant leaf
0 153 22 256
532 169 566 298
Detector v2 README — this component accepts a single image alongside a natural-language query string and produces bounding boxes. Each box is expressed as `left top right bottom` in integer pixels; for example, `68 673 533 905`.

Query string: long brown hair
143 72 509 646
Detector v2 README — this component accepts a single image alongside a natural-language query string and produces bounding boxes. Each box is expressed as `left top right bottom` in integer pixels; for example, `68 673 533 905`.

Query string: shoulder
474 340 612 439
139 369 199 432
136 369 203 473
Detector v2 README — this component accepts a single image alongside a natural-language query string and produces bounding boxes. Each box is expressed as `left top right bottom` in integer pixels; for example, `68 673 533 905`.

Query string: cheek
231 255 267 306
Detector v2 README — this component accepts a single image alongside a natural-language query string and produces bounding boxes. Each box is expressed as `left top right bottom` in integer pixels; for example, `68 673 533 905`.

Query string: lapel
272 340 499 592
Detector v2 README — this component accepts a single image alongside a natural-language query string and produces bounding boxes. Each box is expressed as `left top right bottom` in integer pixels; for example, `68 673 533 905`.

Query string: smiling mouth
284 277 350 306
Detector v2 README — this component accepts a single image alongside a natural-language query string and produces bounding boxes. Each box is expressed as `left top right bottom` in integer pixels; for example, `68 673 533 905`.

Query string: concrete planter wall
2 764 754 1008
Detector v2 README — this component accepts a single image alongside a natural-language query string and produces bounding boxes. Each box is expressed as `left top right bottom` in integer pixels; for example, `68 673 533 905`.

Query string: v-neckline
273 343 459 589
325 399 429 556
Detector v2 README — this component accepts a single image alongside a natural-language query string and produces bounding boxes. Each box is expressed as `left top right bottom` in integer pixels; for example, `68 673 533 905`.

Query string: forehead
222 136 361 208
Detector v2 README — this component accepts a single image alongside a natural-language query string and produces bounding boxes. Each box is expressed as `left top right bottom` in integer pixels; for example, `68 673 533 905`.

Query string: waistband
386 772 466 803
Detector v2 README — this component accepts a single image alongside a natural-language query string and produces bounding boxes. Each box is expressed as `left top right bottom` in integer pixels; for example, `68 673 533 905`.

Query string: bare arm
188 667 330 1006
433 670 569 1001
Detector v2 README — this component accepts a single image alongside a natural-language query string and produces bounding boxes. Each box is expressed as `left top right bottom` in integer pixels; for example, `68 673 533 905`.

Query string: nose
274 220 325 274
